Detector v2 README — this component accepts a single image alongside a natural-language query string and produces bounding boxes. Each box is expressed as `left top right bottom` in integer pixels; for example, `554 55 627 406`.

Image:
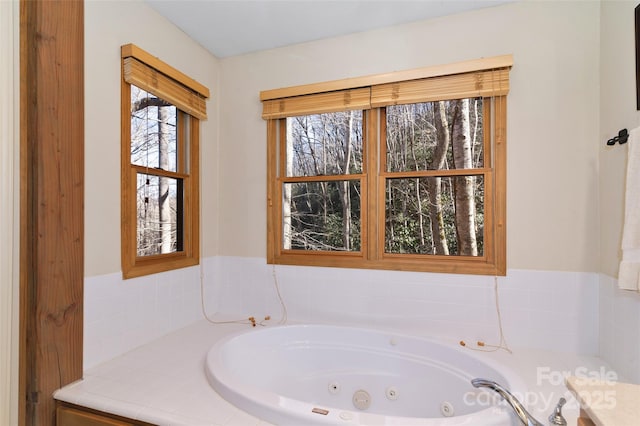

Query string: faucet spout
471 378 544 426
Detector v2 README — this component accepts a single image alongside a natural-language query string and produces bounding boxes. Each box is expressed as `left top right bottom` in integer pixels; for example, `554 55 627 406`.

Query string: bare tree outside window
130 86 181 256
385 98 484 256
284 111 363 251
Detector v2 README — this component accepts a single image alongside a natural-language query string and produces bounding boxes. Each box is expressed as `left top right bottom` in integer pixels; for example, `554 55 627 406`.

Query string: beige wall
218 1 601 272
84 0 220 277
599 0 640 277
82 1 622 275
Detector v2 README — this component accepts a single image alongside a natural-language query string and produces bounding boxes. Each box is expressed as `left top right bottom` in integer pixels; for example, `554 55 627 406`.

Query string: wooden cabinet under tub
576 410 596 426
56 402 156 426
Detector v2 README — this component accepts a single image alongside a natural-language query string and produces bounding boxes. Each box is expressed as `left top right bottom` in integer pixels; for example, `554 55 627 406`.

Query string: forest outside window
121 44 209 279
263 55 511 275
283 110 364 252
383 99 486 257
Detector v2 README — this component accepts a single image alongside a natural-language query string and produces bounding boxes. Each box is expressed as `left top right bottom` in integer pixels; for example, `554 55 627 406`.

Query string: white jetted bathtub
205 324 524 425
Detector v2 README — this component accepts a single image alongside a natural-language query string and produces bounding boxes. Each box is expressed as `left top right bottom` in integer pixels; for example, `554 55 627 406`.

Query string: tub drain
352 389 371 410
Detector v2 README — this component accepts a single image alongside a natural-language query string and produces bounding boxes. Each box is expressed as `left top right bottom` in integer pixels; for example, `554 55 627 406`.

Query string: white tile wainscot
598 273 640 383
85 258 601 371
83 257 223 370
212 258 600 355
56 320 614 426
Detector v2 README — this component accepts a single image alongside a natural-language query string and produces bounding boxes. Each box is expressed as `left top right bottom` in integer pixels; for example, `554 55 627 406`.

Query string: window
262 56 511 275
121 44 209 278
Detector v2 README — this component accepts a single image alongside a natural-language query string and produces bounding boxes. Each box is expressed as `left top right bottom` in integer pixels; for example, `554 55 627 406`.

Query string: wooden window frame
264 55 511 276
120 44 208 279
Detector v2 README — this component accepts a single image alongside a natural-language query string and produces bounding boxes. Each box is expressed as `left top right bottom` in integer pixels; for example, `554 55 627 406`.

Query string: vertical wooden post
20 1 84 425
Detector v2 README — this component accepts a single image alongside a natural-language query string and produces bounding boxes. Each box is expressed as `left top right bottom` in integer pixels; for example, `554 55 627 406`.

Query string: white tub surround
58 321 264 426
56 320 613 426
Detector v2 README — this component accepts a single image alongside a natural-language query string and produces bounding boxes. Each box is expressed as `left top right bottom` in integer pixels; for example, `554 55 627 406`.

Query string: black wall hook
606 128 629 146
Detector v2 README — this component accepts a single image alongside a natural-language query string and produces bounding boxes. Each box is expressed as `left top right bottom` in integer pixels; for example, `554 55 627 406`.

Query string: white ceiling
146 0 513 58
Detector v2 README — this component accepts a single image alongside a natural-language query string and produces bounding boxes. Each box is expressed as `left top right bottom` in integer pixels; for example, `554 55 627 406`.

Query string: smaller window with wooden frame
120 44 209 279
262 56 511 275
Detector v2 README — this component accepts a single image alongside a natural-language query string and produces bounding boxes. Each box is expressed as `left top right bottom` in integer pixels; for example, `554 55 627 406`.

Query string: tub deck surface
55 319 610 426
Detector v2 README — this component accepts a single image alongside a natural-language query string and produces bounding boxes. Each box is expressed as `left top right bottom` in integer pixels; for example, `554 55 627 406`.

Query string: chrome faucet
471 378 567 426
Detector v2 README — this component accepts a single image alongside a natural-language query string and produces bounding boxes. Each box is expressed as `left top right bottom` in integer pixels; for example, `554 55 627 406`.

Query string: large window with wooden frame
121 44 209 279
262 56 511 275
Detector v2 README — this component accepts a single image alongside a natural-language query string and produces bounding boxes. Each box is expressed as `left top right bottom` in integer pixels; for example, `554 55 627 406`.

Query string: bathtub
205 324 524 425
